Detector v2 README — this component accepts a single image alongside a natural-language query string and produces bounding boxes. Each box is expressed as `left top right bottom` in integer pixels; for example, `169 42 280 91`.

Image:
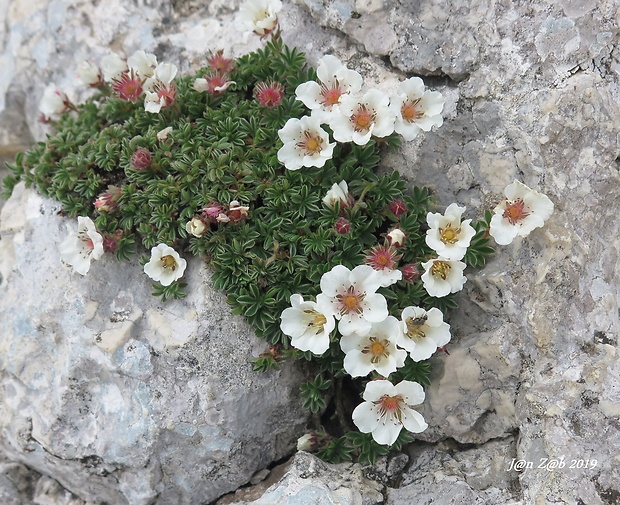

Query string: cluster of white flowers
43 50 179 117
277 54 445 171
280 261 448 444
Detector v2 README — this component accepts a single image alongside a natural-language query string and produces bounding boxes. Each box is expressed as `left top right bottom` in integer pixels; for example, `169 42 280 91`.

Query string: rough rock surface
0 183 308 504
1 0 620 504
219 452 384 505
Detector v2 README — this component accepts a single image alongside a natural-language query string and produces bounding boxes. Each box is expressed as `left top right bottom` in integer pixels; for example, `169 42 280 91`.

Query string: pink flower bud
131 148 151 170
94 186 122 213
388 199 408 217
401 263 420 283
334 218 351 235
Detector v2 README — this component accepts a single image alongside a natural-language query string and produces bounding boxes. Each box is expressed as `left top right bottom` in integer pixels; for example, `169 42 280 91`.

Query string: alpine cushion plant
1 2 554 466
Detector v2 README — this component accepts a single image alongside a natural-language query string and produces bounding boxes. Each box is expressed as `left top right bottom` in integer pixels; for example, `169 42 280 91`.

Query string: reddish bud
94 185 122 213
102 230 122 254
131 148 151 170
388 199 408 217
401 263 420 283
334 218 351 235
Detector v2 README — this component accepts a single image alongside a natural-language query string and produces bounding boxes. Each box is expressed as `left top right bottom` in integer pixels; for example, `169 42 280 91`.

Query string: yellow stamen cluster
361 337 390 364
336 286 365 315
161 255 177 271
439 223 461 244
296 130 323 155
350 104 376 132
304 309 327 335
405 315 428 341
431 260 450 280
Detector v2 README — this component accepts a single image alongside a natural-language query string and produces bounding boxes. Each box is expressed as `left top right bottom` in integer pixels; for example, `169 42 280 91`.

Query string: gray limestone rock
219 451 384 505
0 183 309 504
1 0 620 503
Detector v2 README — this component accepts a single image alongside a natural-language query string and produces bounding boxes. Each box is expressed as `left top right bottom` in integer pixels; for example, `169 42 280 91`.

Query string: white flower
235 0 282 36
185 217 206 237
144 62 178 113
39 84 70 118
295 55 363 122
75 61 101 86
421 258 467 297
156 127 173 141
390 77 444 140
127 50 158 79
101 52 127 82
316 265 388 336
59 216 104 275
143 244 187 286
280 294 336 355
396 306 451 361
340 316 407 378
322 181 351 208
352 379 428 446
277 116 336 170
489 180 554 245
425 203 476 260
330 89 395 145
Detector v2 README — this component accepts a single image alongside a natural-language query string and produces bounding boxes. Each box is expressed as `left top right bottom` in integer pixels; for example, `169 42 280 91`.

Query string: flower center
112 72 144 102
320 83 343 106
375 393 405 421
297 130 323 155
405 315 428 341
336 286 365 315
156 84 176 107
350 104 375 132
362 337 390 364
161 255 177 271
304 309 327 335
431 260 450 280
439 224 461 244
503 199 529 225
364 245 399 271
401 98 424 123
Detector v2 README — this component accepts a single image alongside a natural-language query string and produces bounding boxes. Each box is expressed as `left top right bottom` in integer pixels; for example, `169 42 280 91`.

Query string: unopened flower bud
401 263 420 283
334 217 351 235
386 227 406 247
185 217 207 237
388 199 408 217
297 432 318 452
94 185 122 213
131 148 151 170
